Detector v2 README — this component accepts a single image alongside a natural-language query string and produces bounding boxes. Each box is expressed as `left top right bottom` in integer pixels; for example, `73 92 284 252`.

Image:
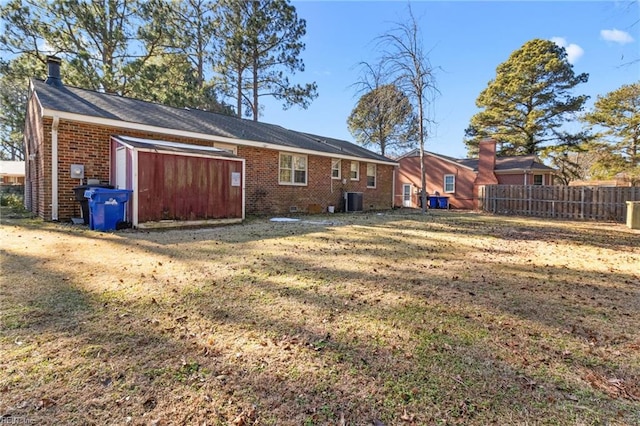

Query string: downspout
51 115 60 221
242 159 246 220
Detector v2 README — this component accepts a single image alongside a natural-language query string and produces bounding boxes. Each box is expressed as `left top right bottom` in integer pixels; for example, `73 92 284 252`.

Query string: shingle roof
399 148 554 172
31 79 395 164
297 132 392 163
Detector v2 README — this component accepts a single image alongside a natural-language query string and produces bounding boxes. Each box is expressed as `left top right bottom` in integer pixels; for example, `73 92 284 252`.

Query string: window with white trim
533 174 543 185
331 158 341 179
279 153 307 185
366 163 376 188
444 174 455 193
350 161 359 180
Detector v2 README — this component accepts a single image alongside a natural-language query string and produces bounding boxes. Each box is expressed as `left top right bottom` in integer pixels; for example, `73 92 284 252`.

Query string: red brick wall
24 95 47 219
497 173 526 185
239 146 394 214
476 139 498 185
395 155 477 209
25 113 394 221
498 172 554 185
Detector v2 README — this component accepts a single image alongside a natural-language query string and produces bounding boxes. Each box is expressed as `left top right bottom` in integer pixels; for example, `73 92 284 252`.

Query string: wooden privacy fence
479 185 640 222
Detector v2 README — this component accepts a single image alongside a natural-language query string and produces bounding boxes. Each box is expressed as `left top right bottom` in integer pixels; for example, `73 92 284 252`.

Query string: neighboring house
395 139 555 210
0 161 25 185
24 57 397 226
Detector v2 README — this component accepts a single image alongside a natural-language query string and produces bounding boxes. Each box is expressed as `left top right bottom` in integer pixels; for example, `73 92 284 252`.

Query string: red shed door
137 151 243 223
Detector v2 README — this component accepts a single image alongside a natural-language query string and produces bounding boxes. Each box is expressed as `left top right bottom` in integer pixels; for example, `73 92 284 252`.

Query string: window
533 174 543 185
350 161 359 180
279 153 307 185
366 163 376 188
331 158 341 179
444 174 455 193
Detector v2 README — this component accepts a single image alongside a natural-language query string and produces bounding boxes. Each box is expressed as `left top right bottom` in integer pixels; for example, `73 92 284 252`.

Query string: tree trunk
252 53 258 121
236 65 243 118
251 0 259 121
418 96 427 214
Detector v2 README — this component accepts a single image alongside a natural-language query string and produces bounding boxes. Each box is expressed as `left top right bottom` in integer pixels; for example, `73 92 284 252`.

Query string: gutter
51 115 59 221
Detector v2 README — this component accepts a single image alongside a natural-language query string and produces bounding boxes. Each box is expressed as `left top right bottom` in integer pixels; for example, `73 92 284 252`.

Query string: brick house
24 57 397 226
395 139 555 209
0 161 25 185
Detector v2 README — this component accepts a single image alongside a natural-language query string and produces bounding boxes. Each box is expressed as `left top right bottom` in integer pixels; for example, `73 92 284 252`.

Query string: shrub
0 193 24 208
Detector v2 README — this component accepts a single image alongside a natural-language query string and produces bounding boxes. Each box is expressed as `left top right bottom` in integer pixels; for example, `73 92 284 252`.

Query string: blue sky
259 1 639 158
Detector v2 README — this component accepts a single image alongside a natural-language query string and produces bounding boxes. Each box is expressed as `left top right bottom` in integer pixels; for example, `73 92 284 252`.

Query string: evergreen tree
583 82 640 171
0 0 233 158
0 57 42 160
214 0 317 120
464 39 589 156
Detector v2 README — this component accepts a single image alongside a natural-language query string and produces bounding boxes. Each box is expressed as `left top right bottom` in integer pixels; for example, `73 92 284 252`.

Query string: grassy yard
1 210 638 425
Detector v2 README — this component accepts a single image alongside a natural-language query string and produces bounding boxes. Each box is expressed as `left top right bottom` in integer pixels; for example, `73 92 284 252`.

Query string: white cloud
38 40 56 56
600 29 634 44
551 37 584 64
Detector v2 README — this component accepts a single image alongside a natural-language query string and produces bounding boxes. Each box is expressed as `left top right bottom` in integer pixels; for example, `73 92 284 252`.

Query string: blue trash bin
438 196 449 209
85 188 133 231
428 196 438 209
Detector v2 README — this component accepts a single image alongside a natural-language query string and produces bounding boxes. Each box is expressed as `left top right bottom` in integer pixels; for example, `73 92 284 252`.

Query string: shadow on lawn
174 262 639 424
1 250 244 424
2 211 639 424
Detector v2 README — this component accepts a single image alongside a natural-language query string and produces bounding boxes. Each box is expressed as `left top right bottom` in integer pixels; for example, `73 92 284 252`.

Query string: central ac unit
345 192 363 212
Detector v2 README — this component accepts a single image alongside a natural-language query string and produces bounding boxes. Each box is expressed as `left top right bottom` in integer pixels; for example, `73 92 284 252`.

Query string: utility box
626 201 640 230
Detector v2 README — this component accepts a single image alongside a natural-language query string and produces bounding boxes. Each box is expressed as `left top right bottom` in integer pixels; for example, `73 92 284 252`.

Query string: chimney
45 56 63 87
475 138 499 185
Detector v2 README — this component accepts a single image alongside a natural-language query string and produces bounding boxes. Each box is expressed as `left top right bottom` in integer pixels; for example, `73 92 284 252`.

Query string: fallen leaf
401 409 415 421
143 397 157 410
37 397 56 409
339 412 346 426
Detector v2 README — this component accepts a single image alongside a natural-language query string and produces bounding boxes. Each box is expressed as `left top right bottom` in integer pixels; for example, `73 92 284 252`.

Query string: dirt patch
1 210 638 425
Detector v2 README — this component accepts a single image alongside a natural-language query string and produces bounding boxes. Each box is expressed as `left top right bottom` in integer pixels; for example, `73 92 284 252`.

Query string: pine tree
464 39 589 156
214 0 317 120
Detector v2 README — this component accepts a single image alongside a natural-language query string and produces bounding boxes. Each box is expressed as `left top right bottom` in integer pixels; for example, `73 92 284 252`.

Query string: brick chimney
44 56 63 87
475 138 498 185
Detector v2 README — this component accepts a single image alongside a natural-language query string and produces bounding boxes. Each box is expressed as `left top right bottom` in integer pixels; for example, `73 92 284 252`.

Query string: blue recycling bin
84 188 132 231
438 196 449 209
428 196 438 209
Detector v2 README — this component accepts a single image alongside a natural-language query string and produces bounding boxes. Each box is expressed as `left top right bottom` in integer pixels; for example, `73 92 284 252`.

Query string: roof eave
494 168 555 174
42 107 398 166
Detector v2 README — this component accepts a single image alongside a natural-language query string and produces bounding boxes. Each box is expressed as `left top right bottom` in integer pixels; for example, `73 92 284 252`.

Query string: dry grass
1 209 639 425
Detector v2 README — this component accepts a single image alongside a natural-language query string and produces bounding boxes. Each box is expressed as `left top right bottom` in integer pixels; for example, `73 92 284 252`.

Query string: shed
111 135 245 228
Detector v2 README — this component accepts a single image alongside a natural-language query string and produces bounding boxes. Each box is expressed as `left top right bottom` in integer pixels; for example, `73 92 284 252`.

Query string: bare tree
377 5 438 213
